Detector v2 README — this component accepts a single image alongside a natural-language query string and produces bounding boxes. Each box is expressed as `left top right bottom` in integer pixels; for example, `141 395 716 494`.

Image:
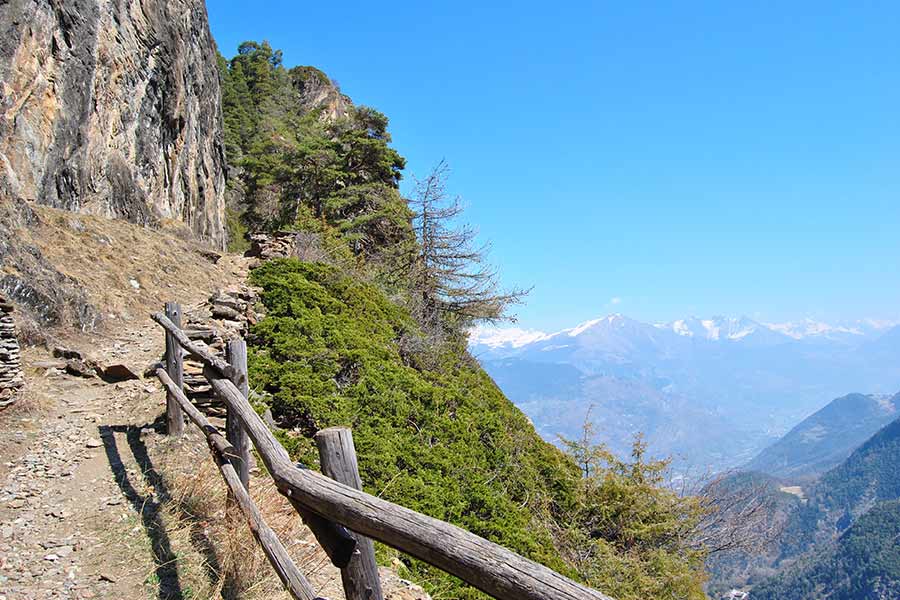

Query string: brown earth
0 212 427 600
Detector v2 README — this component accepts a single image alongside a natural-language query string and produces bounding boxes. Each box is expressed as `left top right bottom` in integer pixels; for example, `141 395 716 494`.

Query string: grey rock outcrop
0 200 101 337
290 66 352 122
0 0 226 248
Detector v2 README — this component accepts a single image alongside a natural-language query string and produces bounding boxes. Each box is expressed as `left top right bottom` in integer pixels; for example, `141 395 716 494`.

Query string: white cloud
609 296 622 305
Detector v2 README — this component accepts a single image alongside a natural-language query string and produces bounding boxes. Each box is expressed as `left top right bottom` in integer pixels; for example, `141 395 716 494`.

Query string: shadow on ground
99 419 235 599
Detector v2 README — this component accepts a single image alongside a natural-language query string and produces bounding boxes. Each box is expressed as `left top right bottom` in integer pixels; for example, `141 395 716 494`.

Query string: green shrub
248 259 578 598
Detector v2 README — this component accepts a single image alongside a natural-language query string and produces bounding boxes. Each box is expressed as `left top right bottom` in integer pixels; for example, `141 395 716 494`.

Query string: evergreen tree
559 422 709 600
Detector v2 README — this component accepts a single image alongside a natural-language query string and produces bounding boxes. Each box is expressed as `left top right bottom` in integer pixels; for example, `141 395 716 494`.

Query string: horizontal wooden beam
205 370 613 600
155 369 324 600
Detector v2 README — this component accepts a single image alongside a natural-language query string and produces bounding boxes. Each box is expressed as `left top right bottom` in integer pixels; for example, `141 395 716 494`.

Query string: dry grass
3 202 248 349
28 206 241 329
152 435 341 599
146 430 429 600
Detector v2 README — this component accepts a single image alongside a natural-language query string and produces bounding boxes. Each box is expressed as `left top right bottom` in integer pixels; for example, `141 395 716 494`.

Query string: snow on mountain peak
566 313 626 337
657 316 761 341
764 318 897 340
567 318 603 337
468 326 549 349
470 315 897 351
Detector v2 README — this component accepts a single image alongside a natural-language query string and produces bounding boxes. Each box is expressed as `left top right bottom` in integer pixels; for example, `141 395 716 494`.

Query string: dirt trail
0 245 427 600
0 233 255 599
0 299 221 599
0 324 188 600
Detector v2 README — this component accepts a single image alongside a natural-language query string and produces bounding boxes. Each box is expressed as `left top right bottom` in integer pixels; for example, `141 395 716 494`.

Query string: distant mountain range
470 314 900 469
745 391 899 480
472 315 897 349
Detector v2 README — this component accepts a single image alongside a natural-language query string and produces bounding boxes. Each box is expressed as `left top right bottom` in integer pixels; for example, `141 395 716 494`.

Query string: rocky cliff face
0 0 226 248
290 66 352 121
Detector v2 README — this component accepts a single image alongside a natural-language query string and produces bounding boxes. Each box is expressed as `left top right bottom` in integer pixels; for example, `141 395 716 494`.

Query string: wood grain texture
164 302 185 436
316 428 384 600
225 339 252 489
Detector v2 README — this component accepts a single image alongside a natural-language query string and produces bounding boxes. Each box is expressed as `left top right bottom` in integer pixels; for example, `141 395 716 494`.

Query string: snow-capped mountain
474 314 895 355
764 318 897 341
469 314 900 471
659 316 770 341
468 326 550 349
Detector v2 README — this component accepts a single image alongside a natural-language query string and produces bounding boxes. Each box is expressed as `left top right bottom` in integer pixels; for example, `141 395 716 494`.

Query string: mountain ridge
471 313 900 470
745 391 899 480
473 314 898 350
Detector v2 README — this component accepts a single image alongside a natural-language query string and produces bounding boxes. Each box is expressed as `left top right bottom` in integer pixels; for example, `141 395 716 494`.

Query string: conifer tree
407 161 527 329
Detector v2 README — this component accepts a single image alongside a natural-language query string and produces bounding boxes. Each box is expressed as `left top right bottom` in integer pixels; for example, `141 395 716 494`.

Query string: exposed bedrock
0 0 226 248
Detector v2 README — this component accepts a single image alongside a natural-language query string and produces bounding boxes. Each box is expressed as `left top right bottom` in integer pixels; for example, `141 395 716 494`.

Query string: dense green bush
248 259 578 598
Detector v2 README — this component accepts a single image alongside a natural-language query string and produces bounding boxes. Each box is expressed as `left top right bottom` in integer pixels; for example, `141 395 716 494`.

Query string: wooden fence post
164 302 184 436
226 338 252 489
315 427 384 600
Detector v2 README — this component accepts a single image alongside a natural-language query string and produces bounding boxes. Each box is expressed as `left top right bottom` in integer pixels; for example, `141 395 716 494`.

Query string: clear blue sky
207 1 900 331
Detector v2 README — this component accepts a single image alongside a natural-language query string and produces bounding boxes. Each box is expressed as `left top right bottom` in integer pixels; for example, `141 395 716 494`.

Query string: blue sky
207 1 900 331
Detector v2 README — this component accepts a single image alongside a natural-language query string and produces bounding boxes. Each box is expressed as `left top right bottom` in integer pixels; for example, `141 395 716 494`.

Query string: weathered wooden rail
152 303 613 600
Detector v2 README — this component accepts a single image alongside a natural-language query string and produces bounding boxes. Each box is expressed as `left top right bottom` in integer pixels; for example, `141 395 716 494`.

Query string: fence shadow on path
99 420 235 599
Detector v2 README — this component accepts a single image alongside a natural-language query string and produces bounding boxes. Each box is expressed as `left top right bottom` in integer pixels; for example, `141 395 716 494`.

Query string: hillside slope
750 500 900 600
708 415 900 596
781 415 900 558
1 200 227 341
745 391 899 480
248 260 580 598
725 416 900 597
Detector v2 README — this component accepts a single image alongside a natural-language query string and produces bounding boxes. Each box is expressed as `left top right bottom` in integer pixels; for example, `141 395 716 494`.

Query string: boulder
97 364 140 384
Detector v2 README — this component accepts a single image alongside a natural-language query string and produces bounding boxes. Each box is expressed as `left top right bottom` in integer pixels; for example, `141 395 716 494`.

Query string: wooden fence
152 302 613 600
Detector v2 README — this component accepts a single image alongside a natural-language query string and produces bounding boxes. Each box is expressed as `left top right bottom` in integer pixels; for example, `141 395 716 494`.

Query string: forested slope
743 417 900 598
751 500 900 600
780 416 900 559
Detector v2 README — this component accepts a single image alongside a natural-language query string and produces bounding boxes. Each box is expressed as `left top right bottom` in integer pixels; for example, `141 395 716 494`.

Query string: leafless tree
690 471 783 556
406 161 528 330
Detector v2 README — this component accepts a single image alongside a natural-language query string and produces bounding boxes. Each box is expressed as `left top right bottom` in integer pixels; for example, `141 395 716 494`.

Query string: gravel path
0 251 429 600
0 319 190 599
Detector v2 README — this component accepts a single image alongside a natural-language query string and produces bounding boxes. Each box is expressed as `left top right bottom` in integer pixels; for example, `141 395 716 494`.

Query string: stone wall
0 294 24 403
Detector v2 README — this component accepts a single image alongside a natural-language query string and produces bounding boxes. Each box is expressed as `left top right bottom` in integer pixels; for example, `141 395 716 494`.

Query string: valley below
474 315 900 598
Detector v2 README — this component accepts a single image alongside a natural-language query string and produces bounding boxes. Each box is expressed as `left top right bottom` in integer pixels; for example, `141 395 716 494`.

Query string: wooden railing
152 303 613 600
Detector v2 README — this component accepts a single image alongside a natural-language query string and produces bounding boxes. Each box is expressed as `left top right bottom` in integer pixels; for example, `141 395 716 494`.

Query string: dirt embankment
1 200 239 345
